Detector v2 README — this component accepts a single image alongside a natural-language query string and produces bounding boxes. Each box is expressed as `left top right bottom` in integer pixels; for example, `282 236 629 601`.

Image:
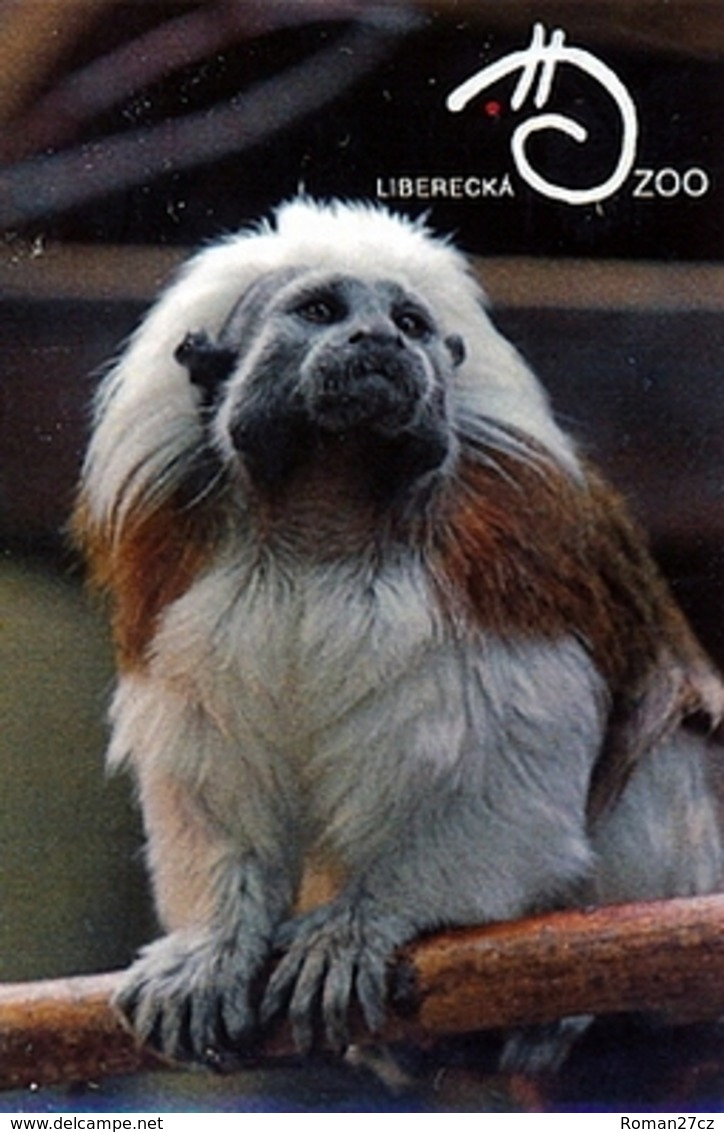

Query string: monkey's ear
445 334 466 367
175 330 238 408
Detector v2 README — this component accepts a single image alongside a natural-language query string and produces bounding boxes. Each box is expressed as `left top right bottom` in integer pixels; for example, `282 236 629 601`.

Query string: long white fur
83 197 579 528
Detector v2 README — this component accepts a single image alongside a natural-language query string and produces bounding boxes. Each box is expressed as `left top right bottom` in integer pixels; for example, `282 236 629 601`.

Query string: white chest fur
110 550 606 901
151 550 445 745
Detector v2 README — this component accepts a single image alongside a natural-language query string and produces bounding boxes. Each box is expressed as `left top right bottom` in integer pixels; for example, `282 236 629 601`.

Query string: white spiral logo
446 23 639 206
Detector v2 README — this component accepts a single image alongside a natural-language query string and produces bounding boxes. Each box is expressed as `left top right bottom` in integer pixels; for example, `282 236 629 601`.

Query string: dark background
4 4 722 259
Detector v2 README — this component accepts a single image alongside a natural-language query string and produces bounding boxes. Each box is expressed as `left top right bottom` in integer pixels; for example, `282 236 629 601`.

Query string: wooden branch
391 894 724 1034
0 972 165 1092
2 895 724 1091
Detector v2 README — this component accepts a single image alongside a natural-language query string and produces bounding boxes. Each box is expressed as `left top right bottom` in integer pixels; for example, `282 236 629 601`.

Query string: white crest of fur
81 197 579 525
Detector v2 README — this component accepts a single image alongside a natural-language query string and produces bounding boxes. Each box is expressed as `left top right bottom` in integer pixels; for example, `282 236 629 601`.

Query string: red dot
484 99 503 118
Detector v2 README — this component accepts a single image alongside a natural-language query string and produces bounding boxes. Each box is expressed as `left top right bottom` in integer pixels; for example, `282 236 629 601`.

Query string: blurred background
0 0 723 1110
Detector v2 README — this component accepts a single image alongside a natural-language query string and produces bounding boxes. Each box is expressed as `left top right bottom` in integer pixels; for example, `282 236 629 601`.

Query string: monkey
73 197 724 1070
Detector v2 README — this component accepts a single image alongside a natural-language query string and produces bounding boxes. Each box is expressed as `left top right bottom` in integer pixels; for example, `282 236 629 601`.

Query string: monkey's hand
114 927 268 1066
261 897 408 1053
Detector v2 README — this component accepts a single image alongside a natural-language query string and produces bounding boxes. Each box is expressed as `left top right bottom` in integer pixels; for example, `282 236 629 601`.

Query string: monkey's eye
393 307 433 340
293 293 346 325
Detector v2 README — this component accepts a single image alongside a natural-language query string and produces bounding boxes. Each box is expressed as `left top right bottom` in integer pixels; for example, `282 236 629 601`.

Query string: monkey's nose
348 323 404 349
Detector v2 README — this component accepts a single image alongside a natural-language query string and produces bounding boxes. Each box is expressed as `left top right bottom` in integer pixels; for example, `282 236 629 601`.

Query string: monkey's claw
115 930 264 1064
261 900 399 1053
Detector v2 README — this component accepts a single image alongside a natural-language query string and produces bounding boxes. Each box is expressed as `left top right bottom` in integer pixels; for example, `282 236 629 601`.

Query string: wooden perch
3 894 724 1091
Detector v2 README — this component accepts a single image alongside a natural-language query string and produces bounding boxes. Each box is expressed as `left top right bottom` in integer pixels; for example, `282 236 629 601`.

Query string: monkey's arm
109 676 302 1063
261 634 604 1052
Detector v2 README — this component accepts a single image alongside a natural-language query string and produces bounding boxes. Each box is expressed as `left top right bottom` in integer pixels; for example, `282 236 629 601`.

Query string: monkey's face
176 271 465 495
283 275 464 435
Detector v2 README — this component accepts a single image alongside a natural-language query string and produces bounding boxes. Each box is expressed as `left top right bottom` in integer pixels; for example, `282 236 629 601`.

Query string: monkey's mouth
226 345 449 494
305 348 426 435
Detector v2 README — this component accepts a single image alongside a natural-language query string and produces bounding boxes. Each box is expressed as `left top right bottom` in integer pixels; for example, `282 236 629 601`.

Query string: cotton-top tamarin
74 198 724 1067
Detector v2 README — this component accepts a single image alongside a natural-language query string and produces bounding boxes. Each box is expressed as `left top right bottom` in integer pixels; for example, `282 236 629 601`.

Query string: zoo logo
446 23 710 206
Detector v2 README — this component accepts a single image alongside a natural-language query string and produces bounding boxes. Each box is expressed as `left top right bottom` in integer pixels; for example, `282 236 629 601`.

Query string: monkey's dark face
286 275 464 434
176 271 465 496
